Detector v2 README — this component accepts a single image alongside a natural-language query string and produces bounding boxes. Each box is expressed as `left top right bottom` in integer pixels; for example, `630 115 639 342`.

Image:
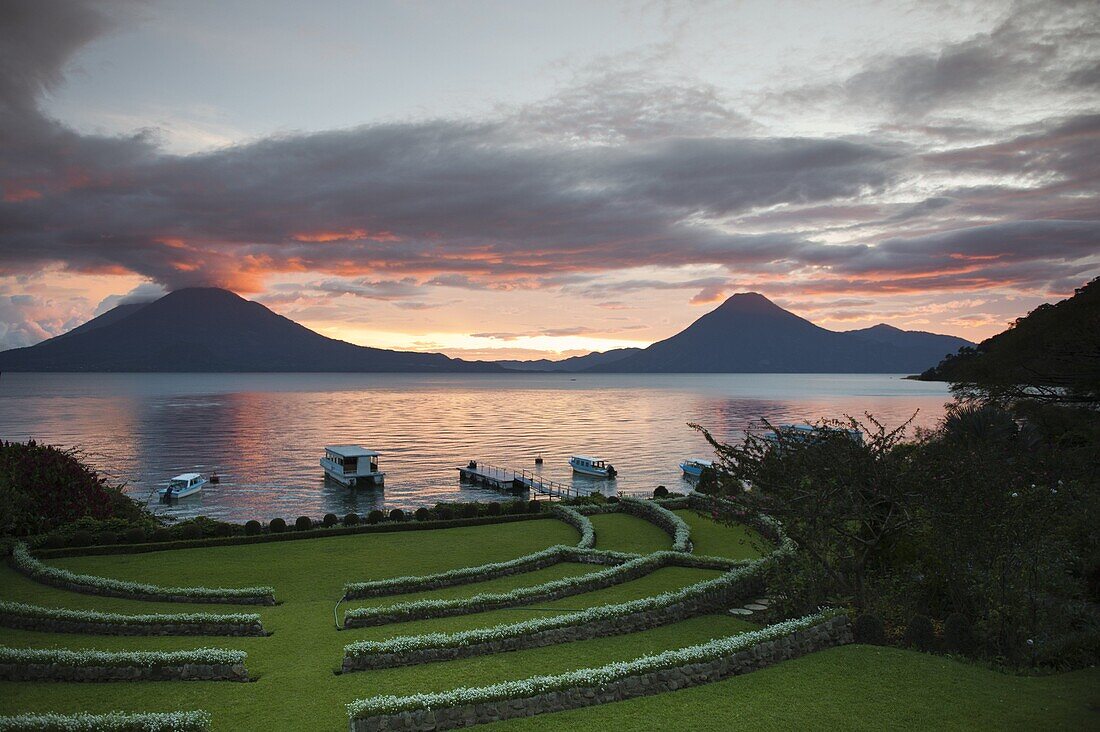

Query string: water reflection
0 373 951 522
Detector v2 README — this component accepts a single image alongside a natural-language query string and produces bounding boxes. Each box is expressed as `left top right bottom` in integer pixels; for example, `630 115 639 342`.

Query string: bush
323 513 339 528
123 527 146 544
295 516 313 532
367 510 384 525
487 502 502 516
94 531 118 546
244 520 262 536
178 523 202 540
943 612 973 655
461 503 479 519
213 522 234 538
388 508 405 522
528 500 542 513
343 513 360 527
68 529 93 547
653 485 669 498
853 612 886 644
607 495 620 504
151 527 172 542
509 500 527 515
905 614 936 652
40 534 66 550
414 507 430 522
438 506 455 521
269 517 287 534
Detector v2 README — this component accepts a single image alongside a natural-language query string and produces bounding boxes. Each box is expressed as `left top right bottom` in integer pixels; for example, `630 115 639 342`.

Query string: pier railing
459 462 579 500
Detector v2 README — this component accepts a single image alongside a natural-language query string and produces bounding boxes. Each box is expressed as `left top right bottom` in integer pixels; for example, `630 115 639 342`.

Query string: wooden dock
457 462 580 500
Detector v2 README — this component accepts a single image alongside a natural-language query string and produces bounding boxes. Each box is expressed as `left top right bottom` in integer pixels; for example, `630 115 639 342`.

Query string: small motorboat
159 473 207 500
570 455 617 478
321 445 385 488
679 458 714 478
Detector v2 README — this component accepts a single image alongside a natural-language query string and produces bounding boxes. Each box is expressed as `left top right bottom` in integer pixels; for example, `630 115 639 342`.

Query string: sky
1 0 1098 360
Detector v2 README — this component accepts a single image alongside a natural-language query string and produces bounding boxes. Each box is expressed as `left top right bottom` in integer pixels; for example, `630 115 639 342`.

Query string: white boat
569 455 617 478
679 458 713 478
321 445 385 487
158 473 206 499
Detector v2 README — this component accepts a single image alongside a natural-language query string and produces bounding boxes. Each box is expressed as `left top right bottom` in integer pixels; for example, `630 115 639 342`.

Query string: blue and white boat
679 458 713 478
158 473 206 500
570 455 617 478
321 445 385 487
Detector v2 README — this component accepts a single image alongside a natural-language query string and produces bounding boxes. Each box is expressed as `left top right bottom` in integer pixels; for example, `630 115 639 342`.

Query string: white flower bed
550 505 595 548
620 497 692 552
0 711 211 731
11 543 275 602
344 560 763 658
347 611 840 717
344 552 673 624
0 601 260 627
0 646 246 669
343 546 568 598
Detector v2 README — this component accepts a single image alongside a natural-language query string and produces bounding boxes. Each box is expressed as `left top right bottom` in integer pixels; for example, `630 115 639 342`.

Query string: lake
0 373 952 522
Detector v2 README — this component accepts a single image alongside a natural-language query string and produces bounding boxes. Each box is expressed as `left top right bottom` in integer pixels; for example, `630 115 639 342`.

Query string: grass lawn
2 510 1095 731
673 509 768 560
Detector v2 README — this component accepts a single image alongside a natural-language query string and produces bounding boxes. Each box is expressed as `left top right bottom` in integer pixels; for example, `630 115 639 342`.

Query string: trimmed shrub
323 513 339 528
528 500 542 513
40 534 66 550
367 510 384 525
852 612 886 644
607 495 620 504
461 503 479 519
508 500 527 515
212 523 234 538
268 518 287 534
244 520 262 536
653 485 669 498
0 710 213 731
943 612 973 655
178 523 202 541
295 516 313 532
438 507 455 521
905 614 936 652
414 507 430 522
343 513 360 527
388 509 405 522
487 502 502 516
94 531 118 546
122 527 146 544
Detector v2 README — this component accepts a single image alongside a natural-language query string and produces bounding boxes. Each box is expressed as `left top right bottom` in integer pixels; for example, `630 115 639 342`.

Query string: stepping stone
752 599 771 606
729 608 753 615
745 603 768 611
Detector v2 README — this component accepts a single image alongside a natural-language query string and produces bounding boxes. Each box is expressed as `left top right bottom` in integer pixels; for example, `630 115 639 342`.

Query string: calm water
0 373 951 522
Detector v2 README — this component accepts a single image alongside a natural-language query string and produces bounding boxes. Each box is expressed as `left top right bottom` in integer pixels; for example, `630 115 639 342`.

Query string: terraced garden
1 497 1096 730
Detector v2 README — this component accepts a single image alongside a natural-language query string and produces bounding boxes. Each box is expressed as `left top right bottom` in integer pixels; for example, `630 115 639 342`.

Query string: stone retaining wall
349 615 852 730
342 565 761 671
0 662 250 683
0 613 266 637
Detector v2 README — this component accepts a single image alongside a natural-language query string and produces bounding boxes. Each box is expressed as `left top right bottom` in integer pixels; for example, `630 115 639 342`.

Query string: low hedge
10 543 275 604
347 611 842 718
0 601 263 635
0 646 245 669
620 497 692 552
0 711 211 731
343 552 676 626
31 513 555 559
344 559 766 661
549 505 595 548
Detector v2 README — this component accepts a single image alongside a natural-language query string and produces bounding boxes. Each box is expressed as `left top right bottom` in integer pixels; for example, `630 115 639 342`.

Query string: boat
321 445 385 487
764 424 863 446
679 458 713 478
569 455 617 478
158 473 206 500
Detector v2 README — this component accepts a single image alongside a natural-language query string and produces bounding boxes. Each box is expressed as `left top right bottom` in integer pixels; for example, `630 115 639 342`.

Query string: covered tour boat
321 445 384 487
159 473 206 500
569 455 617 478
